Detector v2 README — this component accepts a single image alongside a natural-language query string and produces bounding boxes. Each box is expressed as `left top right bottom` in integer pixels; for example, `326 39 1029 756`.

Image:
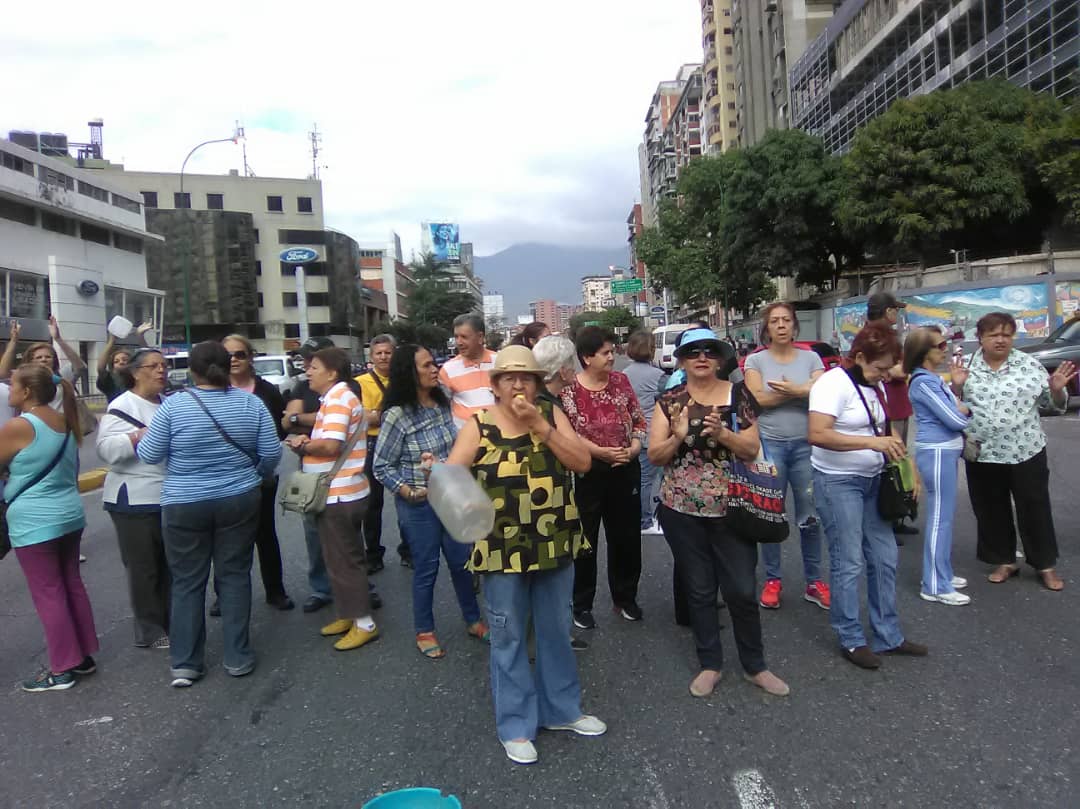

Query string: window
113 233 144 254
297 196 313 213
255 260 262 276
206 193 224 210
1 149 35 176
728 102 736 109
38 166 74 190
254 228 260 244
112 193 141 214
0 197 37 226
257 293 264 307
78 180 109 203
282 292 299 307
41 211 77 236
141 191 158 208
174 192 191 209
278 229 324 245
284 324 301 339
307 292 329 306
267 195 283 212
80 222 111 245
9 270 50 319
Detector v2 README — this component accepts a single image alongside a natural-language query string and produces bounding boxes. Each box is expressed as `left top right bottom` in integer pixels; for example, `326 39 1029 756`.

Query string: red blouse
560 371 647 449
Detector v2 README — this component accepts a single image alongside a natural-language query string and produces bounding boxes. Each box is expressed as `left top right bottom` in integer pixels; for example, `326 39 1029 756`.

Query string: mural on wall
832 283 1052 352
1055 281 1080 322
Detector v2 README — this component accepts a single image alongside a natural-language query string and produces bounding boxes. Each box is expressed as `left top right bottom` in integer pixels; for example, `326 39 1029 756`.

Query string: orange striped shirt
438 349 496 428
303 382 369 504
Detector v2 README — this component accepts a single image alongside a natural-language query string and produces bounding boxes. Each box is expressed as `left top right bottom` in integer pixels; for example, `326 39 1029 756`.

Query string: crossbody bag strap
7 431 70 506
367 370 387 395
107 408 147 430
845 369 894 469
183 388 259 466
324 419 365 479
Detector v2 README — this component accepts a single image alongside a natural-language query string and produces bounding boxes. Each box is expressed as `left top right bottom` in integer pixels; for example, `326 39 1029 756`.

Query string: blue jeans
163 487 261 678
813 471 904 653
760 438 822 584
915 445 961 595
302 513 332 602
394 497 481 634
638 447 660 529
482 565 582 741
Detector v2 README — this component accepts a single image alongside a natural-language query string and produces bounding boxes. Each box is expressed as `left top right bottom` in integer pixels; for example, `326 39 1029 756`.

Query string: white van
652 324 695 370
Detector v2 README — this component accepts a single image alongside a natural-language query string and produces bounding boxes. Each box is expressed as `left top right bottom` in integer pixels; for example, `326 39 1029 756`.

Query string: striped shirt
438 349 496 428
137 387 283 506
303 382 369 504
372 403 457 495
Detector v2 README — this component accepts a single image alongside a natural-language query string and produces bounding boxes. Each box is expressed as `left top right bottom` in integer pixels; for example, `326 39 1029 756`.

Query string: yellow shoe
320 619 353 636
334 625 380 651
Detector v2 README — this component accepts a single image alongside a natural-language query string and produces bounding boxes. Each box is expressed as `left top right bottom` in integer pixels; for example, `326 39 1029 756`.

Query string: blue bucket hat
674 328 724 358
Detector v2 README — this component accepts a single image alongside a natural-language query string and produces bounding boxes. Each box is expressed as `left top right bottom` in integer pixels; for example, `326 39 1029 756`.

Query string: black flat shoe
400 556 414 569
370 591 383 610
367 558 385 574
267 594 296 611
302 596 331 613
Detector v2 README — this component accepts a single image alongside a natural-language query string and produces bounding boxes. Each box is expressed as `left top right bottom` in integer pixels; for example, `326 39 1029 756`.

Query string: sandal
1037 568 1065 591
467 621 490 643
416 632 445 659
987 564 1019 584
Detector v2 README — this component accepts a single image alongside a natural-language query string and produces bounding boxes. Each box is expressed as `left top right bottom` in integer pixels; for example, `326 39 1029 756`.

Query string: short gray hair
370 333 396 348
453 313 485 334
532 335 575 382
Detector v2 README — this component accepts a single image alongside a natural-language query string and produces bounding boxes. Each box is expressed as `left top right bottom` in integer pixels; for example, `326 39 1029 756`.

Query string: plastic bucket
362 788 462 809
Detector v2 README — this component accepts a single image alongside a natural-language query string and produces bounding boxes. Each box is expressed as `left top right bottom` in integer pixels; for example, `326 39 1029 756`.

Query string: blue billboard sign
428 223 460 264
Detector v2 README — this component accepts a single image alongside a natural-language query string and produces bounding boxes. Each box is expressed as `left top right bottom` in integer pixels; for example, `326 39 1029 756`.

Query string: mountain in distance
474 243 631 322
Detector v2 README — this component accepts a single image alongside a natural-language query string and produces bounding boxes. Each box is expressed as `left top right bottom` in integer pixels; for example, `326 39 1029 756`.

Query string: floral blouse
657 382 760 517
963 349 1064 465
560 370 647 450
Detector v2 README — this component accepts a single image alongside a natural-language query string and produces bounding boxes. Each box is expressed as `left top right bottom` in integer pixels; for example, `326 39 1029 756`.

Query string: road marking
733 769 777 809
74 716 113 727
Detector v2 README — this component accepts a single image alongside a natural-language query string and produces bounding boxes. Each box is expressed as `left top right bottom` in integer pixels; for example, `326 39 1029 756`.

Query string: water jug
107 315 133 339
426 463 495 544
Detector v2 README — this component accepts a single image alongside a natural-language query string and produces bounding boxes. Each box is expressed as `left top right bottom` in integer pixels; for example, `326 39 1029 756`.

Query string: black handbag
846 371 918 522
0 432 72 560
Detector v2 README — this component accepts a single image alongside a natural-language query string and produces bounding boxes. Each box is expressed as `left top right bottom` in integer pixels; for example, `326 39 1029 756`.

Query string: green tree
567 310 606 340
1033 108 1080 226
372 317 416 346
408 251 452 281
486 332 506 351
600 306 641 335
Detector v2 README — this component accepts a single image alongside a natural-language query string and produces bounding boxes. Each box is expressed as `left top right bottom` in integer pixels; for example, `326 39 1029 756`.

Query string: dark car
1020 317 1080 405
738 340 843 371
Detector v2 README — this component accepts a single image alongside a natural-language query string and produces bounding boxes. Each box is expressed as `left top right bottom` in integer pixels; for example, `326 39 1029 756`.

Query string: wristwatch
289 414 300 426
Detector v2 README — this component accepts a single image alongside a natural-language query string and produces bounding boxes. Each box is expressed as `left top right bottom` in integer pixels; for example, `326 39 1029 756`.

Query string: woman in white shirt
808 323 927 671
95 350 170 649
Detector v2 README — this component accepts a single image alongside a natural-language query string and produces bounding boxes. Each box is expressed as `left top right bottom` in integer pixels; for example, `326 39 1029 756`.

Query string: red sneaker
759 579 782 609
804 580 830 609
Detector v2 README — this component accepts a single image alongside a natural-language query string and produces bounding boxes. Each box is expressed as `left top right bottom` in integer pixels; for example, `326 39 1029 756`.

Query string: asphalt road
3 419 1080 809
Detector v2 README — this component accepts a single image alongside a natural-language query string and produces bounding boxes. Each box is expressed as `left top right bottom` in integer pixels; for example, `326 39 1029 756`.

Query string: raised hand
8 320 20 343
670 402 690 442
136 321 154 335
949 358 969 389
48 315 60 341
1049 360 1078 394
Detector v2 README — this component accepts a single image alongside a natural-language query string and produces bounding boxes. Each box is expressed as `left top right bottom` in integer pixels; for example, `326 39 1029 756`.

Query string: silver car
253 354 302 398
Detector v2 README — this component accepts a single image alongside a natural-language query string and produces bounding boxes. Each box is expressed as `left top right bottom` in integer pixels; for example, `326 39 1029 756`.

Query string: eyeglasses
135 361 167 371
682 347 723 360
229 350 249 360
935 341 948 350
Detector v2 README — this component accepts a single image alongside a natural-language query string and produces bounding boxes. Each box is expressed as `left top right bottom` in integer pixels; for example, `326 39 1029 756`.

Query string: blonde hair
222 334 256 357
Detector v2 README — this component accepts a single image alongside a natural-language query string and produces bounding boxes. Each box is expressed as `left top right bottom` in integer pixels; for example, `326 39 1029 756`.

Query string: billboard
424 222 461 264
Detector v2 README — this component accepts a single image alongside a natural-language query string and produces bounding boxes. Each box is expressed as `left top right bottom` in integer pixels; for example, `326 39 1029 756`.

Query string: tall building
0 135 163 390
581 275 612 312
791 0 1079 155
530 299 560 329
359 233 414 321
733 0 836 147
642 65 700 226
483 293 505 325
701 0 741 153
556 304 580 334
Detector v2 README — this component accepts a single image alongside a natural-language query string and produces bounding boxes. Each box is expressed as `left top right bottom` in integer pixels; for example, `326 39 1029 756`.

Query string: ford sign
279 247 319 264
77 280 100 296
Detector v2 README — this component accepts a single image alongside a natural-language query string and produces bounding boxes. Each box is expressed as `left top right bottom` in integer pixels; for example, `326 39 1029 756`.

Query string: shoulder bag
107 408 147 430
182 388 259 466
846 372 918 522
723 389 789 543
957 350 981 462
279 422 365 515
0 432 71 560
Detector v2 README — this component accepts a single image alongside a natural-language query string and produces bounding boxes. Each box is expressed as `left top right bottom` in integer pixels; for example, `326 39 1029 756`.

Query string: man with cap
867 292 918 538
284 337 383 612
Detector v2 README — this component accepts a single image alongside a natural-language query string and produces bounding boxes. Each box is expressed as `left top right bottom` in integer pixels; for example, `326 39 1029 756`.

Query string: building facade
791 0 1079 154
483 293 505 324
642 65 700 227
359 233 414 321
701 0 741 153
0 136 163 391
733 0 836 147
530 299 560 329
581 275 612 312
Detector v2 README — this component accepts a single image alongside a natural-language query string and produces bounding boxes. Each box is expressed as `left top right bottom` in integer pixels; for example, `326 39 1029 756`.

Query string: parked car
253 354 303 399
738 340 843 371
1020 316 1080 408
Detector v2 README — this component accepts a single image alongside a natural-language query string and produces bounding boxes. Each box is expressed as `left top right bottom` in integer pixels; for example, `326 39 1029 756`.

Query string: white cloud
2 0 702 257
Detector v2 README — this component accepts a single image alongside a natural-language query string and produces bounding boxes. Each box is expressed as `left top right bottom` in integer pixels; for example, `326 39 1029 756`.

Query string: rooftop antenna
236 120 255 176
309 124 322 180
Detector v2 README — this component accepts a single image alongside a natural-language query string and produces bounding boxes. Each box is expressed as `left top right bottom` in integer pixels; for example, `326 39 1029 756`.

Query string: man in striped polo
439 313 496 428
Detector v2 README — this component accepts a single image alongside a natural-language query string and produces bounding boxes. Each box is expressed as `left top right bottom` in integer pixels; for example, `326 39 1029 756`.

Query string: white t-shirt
809 367 886 477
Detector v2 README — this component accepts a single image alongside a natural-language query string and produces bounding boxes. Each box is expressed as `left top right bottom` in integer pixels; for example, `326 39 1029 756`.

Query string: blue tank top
6 413 84 547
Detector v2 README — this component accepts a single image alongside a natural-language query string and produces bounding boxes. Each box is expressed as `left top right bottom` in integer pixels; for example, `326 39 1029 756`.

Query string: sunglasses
681 347 723 360
229 350 249 360
935 341 948 350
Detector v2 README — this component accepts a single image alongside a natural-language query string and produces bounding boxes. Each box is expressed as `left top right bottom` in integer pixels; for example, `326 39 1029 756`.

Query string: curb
79 468 107 493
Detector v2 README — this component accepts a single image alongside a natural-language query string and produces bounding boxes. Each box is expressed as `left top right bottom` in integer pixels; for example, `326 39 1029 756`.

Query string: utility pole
309 124 322 180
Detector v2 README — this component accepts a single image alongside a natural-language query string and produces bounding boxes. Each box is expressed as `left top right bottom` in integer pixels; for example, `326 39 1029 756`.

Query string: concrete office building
483 293 505 324
701 0 741 153
791 0 1079 154
359 233 414 321
732 0 836 147
0 135 163 391
642 65 700 226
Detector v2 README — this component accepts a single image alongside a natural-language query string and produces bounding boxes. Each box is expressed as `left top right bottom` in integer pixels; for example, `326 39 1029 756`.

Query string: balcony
705 48 717 65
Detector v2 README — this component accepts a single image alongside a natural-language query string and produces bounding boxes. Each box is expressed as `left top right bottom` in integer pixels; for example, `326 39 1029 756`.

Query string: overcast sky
2 1 702 258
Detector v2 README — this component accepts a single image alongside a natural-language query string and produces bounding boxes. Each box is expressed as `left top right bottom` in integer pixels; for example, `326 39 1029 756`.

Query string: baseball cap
867 292 906 315
299 336 335 358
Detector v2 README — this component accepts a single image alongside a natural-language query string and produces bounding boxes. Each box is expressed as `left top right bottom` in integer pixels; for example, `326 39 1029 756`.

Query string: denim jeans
813 471 904 653
483 565 582 741
638 447 660 529
163 487 261 678
916 445 961 595
759 437 822 584
302 513 332 602
394 497 481 634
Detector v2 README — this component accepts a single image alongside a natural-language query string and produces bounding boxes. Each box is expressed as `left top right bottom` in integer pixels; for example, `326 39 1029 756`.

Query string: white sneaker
951 576 968 590
920 591 971 606
641 520 664 536
543 715 607 736
501 739 538 765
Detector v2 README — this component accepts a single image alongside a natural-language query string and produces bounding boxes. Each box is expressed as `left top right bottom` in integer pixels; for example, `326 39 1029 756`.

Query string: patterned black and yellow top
467 398 588 573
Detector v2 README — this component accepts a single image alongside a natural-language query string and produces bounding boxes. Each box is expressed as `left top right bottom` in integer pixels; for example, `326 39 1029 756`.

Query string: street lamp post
178 132 240 347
